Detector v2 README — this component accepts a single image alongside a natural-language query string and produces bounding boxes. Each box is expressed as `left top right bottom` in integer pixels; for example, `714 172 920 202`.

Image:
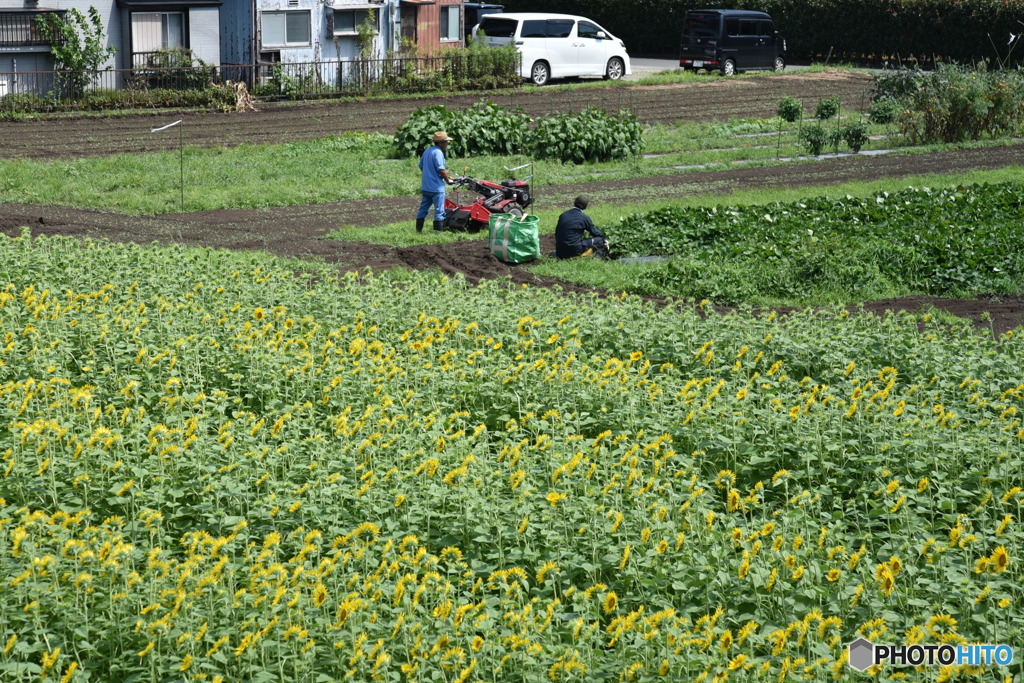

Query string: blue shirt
419 146 447 193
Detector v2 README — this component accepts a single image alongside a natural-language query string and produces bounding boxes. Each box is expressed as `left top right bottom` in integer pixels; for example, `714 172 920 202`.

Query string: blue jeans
417 190 446 222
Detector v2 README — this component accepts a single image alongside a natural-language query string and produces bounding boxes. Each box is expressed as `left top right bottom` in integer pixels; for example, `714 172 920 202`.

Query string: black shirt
555 207 605 258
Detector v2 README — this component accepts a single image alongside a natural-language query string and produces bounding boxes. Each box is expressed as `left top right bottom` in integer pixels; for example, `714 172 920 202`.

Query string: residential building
0 0 221 77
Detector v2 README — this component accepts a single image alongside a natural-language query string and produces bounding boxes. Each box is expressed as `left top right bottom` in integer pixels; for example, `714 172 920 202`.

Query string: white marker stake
151 120 184 213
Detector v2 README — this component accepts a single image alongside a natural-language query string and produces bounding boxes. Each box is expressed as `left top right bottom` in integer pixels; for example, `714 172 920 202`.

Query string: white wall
189 7 221 64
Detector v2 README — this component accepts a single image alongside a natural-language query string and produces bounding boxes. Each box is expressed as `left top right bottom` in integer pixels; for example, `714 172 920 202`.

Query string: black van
679 9 785 75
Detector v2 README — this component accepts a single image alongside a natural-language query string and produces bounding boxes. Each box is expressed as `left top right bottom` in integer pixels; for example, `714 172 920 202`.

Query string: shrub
0 86 235 116
841 121 870 152
531 107 643 164
776 96 803 123
891 63 1024 143
393 102 531 158
394 105 457 157
799 124 829 155
814 96 841 120
394 103 643 164
871 66 929 102
868 97 902 125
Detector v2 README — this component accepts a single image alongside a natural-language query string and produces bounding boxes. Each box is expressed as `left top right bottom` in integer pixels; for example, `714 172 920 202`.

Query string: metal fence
0 52 520 106
0 11 63 48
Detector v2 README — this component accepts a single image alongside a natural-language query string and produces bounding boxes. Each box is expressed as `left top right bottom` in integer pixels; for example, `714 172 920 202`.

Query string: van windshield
478 17 516 38
682 14 718 37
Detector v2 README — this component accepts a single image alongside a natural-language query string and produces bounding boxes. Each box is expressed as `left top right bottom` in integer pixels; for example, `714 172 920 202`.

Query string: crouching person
555 195 608 259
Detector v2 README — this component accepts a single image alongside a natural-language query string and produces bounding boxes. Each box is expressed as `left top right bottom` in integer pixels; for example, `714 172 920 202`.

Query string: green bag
488 213 541 264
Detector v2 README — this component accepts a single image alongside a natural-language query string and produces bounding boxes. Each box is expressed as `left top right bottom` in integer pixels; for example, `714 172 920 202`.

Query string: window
132 12 185 53
545 20 574 38
440 6 460 41
477 17 516 38
739 20 758 36
682 14 718 37
332 9 376 36
758 21 775 36
262 10 311 46
577 21 601 39
521 19 546 38
725 18 739 36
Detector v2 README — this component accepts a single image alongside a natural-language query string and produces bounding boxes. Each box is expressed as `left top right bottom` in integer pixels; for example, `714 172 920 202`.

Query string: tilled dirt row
0 70 874 160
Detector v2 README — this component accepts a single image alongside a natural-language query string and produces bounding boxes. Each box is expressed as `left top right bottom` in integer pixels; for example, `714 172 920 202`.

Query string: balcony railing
0 11 64 48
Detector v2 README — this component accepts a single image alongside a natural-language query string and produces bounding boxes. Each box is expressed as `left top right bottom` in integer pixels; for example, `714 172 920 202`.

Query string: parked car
678 9 786 75
474 12 632 86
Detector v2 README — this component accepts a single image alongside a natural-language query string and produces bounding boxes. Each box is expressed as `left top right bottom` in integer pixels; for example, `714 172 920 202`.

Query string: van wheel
721 58 736 76
530 61 550 86
773 56 786 72
604 57 625 80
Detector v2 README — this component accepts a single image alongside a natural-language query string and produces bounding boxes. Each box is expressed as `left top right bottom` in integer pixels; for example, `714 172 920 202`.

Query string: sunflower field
0 232 1021 682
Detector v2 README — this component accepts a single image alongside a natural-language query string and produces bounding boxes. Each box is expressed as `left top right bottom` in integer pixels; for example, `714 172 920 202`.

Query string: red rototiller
442 163 535 232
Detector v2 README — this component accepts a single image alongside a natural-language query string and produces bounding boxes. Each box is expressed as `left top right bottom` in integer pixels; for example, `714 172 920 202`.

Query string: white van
474 13 632 86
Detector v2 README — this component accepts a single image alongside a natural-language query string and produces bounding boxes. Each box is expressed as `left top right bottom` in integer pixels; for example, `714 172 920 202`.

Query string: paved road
626 57 810 78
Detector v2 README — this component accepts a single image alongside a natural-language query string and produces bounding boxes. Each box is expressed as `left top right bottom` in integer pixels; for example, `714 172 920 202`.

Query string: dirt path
0 70 874 160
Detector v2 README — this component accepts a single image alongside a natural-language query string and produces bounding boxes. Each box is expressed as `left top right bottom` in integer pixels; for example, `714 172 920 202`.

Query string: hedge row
503 0 1024 64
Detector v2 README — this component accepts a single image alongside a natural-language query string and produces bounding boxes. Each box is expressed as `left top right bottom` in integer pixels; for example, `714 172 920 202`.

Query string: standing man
555 195 607 259
416 131 454 232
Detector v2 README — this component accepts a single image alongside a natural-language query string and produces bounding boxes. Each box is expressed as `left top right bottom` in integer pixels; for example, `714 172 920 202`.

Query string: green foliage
356 9 379 58
814 95 841 120
871 66 929 101
531 107 643 163
798 123 829 155
776 96 803 123
34 6 117 96
128 48 216 91
608 182 1024 303
505 0 1024 65
394 102 531 158
841 120 870 152
395 103 642 164
868 96 902 124
881 63 1024 144
0 86 235 116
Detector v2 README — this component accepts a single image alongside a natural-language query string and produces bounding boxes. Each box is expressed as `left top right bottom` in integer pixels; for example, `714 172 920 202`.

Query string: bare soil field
0 70 874 160
1 69 1023 333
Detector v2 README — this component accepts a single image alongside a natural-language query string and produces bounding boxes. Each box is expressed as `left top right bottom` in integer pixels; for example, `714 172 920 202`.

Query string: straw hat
432 131 453 143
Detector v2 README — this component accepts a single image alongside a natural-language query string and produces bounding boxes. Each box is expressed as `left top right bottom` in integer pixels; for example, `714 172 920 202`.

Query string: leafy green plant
127 48 215 91
356 9 379 58
814 95 841 120
776 96 803 122
842 120 870 152
868 96 902 124
887 63 1024 143
394 103 641 164
608 182 1024 302
531 107 643 164
34 6 117 97
799 123 829 155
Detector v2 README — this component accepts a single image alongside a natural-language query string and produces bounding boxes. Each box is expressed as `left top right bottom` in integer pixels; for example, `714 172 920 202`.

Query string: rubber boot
415 218 425 233
433 220 444 232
